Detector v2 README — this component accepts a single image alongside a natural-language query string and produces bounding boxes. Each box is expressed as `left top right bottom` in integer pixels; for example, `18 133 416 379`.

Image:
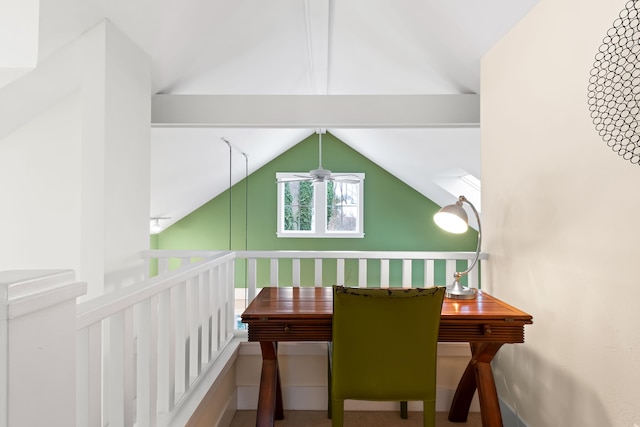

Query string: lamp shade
150 219 162 234
434 203 468 234
150 217 170 234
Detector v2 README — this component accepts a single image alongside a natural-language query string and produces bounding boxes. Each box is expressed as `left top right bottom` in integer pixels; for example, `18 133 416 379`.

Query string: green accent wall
154 132 478 285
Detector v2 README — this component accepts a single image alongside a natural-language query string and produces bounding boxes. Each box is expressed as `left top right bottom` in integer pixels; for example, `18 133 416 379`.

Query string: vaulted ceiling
8 0 539 231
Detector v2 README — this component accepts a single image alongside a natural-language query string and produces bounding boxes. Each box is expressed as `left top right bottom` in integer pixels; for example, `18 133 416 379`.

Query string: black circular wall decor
587 0 640 165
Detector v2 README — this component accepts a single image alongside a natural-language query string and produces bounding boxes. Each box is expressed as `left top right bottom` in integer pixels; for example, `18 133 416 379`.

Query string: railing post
0 270 86 427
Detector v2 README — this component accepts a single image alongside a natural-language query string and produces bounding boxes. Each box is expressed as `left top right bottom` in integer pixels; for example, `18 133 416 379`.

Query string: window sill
276 232 365 239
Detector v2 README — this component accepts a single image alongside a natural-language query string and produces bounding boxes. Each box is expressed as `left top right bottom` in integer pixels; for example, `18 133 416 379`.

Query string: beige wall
482 0 640 425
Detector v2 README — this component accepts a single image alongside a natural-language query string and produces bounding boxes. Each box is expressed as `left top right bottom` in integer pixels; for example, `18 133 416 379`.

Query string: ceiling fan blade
276 174 314 183
294 174 314 180
330 173 361 183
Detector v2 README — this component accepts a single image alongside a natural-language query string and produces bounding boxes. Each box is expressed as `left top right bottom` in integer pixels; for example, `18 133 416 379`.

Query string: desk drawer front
439 324 525 343
247 321 333 342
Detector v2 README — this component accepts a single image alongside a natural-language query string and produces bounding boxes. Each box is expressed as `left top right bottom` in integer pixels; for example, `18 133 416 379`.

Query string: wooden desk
241 287 532 427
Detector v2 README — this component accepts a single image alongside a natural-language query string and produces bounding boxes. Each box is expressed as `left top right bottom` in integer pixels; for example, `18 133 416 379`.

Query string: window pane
327 181 359 231
284 181 314 231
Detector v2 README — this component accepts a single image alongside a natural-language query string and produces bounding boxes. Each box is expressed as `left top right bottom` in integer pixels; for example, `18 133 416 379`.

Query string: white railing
75 251 236 427
0 250 486 427
234 250 487 306
87 250 486 426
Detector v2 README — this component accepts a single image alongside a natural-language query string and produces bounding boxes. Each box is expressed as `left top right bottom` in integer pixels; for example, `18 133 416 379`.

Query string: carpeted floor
229 410 482 426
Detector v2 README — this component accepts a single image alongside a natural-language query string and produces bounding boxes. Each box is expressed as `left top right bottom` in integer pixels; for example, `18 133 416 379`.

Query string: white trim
276 173 365 238
277 231 365 239
236 385 479 412
158 335 245 427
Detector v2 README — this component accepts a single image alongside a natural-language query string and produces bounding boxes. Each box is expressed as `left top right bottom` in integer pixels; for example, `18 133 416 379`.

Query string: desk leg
256 341 284 427
448 342 504 427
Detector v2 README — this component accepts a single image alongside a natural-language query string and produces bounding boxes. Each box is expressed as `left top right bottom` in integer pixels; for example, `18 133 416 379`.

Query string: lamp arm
455 196 482 278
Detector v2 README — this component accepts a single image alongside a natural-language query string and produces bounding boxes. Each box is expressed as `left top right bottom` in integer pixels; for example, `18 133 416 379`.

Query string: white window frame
276 172 365 238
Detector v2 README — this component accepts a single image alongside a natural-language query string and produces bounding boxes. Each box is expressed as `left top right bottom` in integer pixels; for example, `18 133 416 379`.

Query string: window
433 170 482 212
276 173 365 238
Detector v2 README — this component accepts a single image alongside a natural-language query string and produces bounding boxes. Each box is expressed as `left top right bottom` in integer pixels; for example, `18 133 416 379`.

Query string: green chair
330 285 445 427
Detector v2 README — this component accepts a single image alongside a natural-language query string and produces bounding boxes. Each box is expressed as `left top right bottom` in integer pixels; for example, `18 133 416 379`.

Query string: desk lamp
433 195 481 300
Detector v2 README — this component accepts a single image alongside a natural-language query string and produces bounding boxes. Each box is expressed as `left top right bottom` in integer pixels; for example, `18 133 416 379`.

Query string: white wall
80 21 151 297
0 93 83 271
482 0 640 426
235 342 479 413
0 21 150 297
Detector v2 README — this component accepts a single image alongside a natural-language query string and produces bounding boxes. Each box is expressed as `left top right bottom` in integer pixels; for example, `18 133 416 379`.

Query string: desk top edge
240 286 533 323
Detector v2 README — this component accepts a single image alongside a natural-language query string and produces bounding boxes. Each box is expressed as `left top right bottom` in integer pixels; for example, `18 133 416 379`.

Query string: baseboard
214 396 237 427
237 384 479 413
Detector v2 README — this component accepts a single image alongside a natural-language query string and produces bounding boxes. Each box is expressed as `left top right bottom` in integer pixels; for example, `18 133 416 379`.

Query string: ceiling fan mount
308 167 332 182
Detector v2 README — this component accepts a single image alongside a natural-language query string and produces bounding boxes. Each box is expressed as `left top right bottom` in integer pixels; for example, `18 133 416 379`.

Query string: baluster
292 259 301 287
314 259 322 287
226 260 236 339
216 263 227 348
358 259 367 287
136 297 158 427
336 259 345 285
189 276 201 379
246 258 257 302
200 270 211 367
445 259 457 286
223 260 233 340
424 259 435 287
143 257 151 279
158 257 169 274
270 258 278 288
107 311 128 426
174 282 188 396
402 259 412 287
157 288 175 413
210 265 220 354
76 322 102 427
124 307 135 427
466 259 479 289
207 266 216 358
221 260 229 341
380 259 390 288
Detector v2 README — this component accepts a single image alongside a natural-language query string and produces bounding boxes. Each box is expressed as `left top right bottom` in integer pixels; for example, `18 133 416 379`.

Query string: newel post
0 270 87 427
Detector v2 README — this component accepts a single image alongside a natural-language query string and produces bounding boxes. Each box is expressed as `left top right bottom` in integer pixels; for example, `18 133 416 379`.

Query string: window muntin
277 173 364 238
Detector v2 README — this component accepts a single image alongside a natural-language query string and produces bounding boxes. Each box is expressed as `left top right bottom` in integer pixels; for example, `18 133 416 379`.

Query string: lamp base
445 281 477 300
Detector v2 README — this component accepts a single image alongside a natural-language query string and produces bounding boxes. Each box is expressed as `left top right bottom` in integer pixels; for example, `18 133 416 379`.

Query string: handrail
75 250 237 427
235 250 488 260
73 249 487 426
77 251 234 329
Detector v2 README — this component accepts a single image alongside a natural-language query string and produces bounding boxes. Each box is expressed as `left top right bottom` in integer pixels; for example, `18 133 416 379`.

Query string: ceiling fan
278 130 361 184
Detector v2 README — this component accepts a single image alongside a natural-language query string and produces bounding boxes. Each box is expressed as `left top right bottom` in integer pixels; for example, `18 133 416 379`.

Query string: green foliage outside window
284 181 314 231
326 181 334 227
284 183 294 230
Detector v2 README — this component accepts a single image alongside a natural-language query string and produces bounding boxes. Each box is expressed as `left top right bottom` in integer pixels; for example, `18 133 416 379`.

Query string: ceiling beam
151 94 479 128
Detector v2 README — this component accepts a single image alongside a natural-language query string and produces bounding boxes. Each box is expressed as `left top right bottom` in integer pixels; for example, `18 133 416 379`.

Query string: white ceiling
13 0 539 230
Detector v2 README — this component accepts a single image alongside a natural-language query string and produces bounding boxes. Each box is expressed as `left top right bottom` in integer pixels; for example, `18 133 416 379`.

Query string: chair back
331 285 445 402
